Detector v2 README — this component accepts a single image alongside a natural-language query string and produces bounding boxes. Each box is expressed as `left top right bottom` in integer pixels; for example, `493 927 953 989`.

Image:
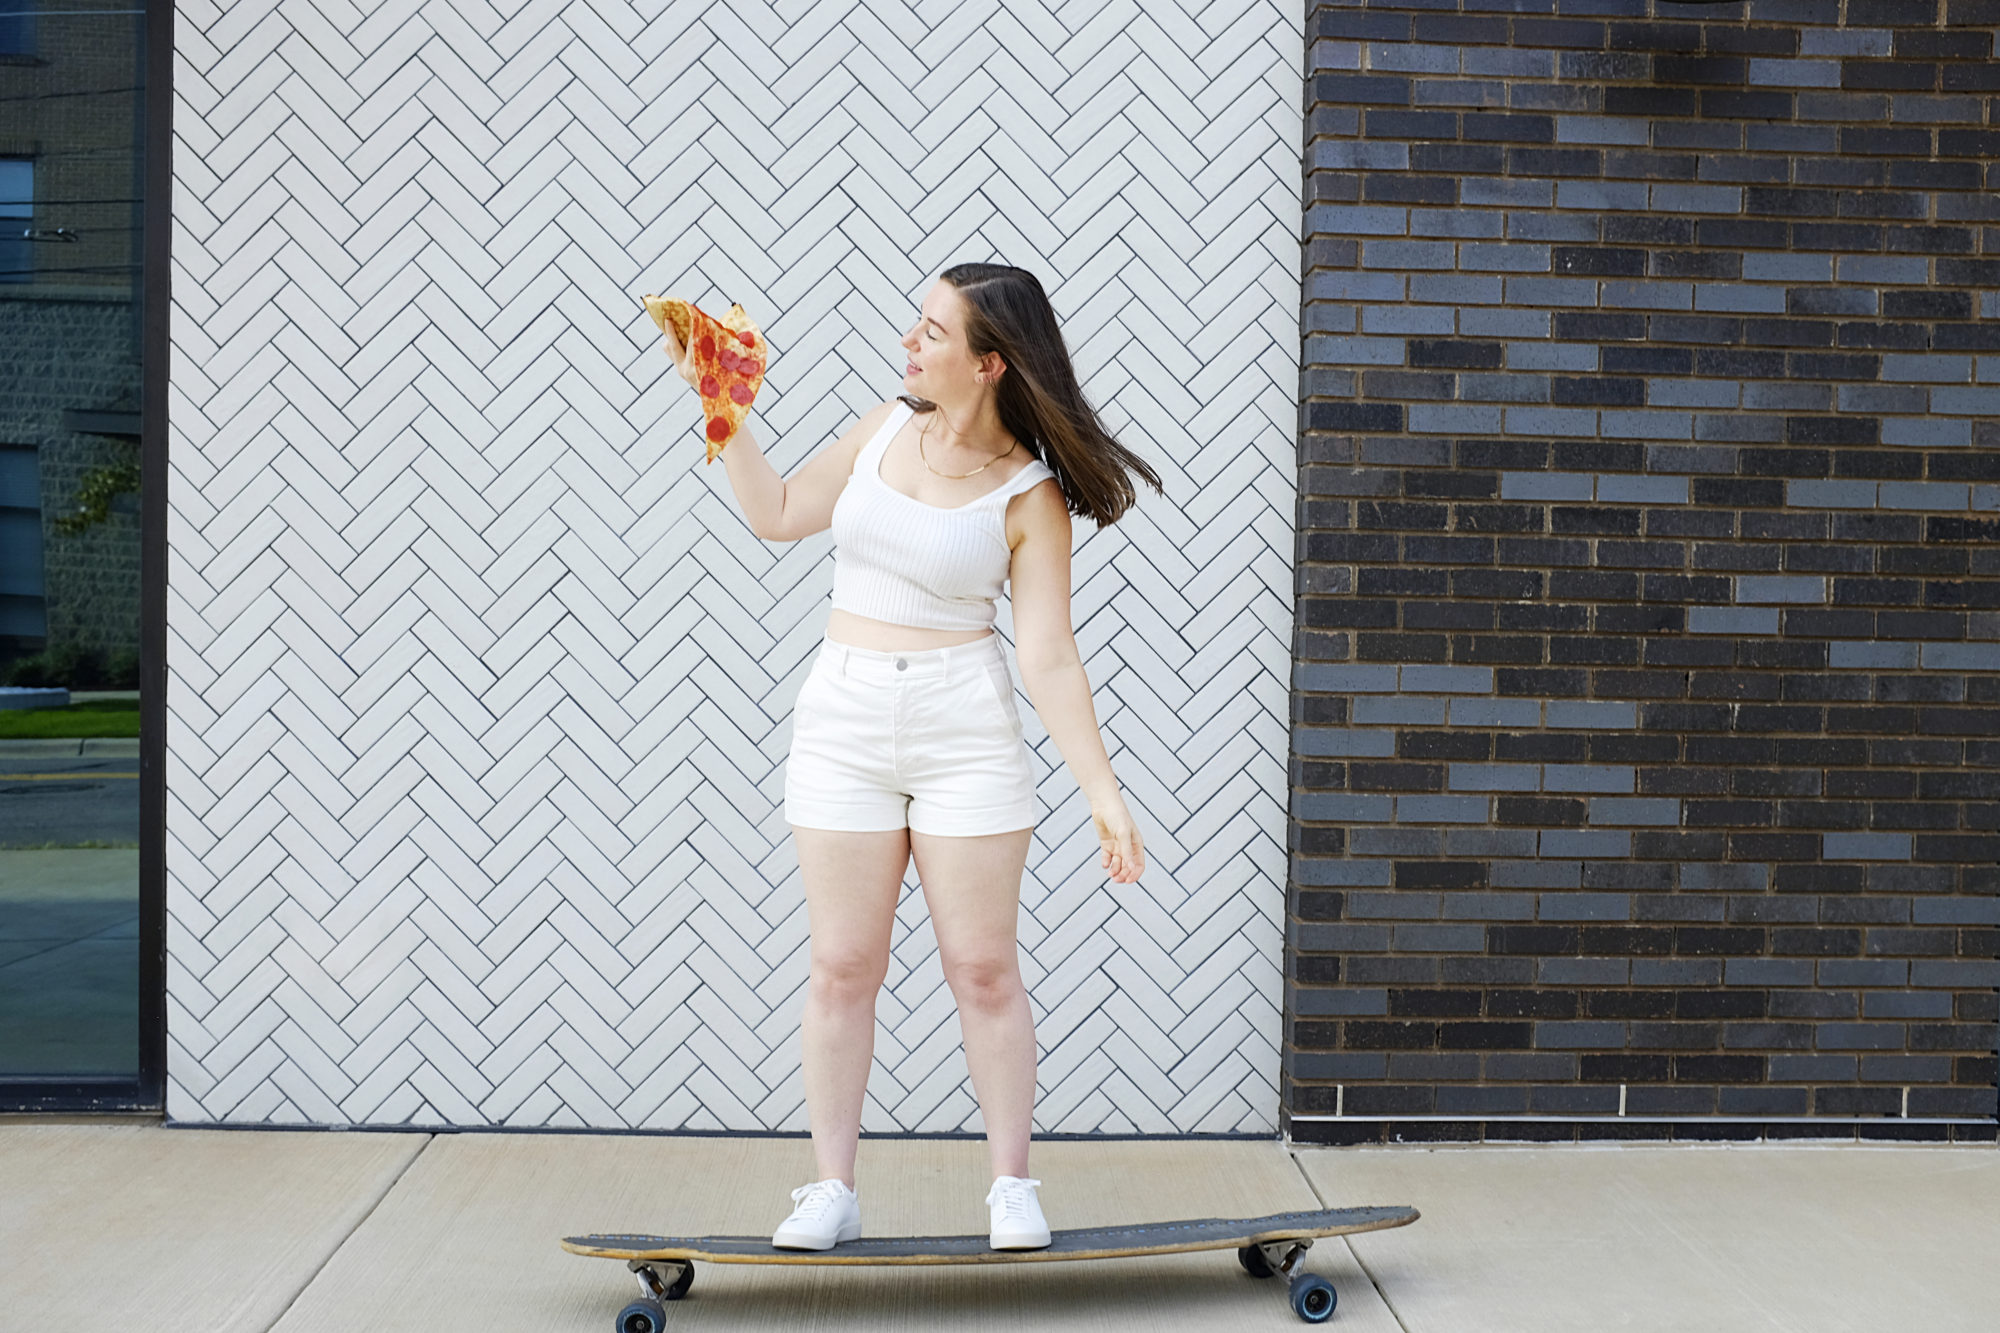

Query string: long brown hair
898 263 1163 529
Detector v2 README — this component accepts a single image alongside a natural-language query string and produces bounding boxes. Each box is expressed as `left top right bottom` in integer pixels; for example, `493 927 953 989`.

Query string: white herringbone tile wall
166 0 1301 1130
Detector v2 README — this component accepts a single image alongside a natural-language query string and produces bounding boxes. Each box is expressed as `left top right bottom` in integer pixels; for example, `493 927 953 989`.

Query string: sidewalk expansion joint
258 1132 434 1331
1287 1146 1413 1333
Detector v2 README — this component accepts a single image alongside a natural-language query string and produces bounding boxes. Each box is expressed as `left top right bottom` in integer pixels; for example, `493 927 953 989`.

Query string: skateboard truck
1252 1237 1311 1274
1239 1238 1338 1321
618 1259 692 1333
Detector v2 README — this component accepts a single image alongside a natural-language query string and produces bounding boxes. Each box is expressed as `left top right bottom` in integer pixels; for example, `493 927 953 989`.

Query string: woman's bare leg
790 825 910 1187
910 825 1037 1179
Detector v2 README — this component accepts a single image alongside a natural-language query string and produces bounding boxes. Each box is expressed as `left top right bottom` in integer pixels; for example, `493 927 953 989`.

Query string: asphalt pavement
0 737 142 847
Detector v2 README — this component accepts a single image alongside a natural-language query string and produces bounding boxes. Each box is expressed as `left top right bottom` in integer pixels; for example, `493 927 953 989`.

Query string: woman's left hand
1091 796 1145 884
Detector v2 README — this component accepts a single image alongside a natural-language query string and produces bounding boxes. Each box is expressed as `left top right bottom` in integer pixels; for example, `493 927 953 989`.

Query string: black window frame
0 0 167 1115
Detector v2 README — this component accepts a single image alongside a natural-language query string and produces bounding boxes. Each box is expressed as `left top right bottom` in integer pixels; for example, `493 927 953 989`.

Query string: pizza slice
643 295 769 463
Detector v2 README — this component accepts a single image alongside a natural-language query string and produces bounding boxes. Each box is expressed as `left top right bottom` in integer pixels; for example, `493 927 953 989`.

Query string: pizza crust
643 295 694 351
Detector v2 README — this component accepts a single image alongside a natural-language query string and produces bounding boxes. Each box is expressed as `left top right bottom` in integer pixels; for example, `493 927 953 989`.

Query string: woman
660 263 1161 1250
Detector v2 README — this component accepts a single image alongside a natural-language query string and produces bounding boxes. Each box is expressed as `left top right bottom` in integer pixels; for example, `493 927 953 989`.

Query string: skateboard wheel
616 1297 667 1333
1238 1244 1276 1278
1289 1273 1337 1323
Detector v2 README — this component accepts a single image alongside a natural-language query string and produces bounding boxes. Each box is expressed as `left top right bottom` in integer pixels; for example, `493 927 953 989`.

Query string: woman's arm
714 417 789 538
717 407 890 541
660 323 893 541
1007 481 1146 884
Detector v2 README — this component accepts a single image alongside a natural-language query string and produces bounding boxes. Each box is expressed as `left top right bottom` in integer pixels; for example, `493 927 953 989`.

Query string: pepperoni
742 359 762 378
729 381 754 405
706 415 731 442
700 373 720 397
718 347 739 373
737 330 757 346
698 334 716 359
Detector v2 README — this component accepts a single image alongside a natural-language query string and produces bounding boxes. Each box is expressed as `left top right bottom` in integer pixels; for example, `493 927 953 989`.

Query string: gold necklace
917 412 1015 479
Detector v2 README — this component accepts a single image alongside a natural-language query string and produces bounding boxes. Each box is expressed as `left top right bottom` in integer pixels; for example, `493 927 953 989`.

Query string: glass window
0 9 32 58
0 4 146 1094
0 159 28 284
0 446 46 636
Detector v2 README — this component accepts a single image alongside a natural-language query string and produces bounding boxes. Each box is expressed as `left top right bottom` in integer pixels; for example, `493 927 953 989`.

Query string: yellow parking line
0 773 140 780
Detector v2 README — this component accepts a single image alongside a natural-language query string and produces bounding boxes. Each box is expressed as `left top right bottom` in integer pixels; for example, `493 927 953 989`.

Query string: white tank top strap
1014 451 1056 487
856 400 913 475
989 453 1055 503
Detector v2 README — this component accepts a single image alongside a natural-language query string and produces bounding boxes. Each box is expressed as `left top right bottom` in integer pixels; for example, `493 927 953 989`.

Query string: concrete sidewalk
0 1124 1990 1332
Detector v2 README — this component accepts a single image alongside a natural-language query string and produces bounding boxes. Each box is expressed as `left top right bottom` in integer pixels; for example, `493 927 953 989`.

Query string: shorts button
895 657 907 670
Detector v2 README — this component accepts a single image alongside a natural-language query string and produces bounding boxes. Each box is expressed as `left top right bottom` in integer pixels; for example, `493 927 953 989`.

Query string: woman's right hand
1091 794 1145 884
660 321 701 390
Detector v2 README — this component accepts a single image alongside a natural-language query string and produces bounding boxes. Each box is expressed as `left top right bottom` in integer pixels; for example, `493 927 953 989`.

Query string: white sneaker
985 1175 1051 1249
771 1178 861 1250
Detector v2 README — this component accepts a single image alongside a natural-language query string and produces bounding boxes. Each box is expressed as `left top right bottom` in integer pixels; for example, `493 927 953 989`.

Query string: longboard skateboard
564 1204 1419 1330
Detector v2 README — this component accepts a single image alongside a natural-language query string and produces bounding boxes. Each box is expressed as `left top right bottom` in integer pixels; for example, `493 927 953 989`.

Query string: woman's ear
981 351 1006 385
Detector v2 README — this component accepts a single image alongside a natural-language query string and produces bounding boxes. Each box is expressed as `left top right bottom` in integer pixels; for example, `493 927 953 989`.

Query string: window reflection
0 2 145 1086
0 158 29 283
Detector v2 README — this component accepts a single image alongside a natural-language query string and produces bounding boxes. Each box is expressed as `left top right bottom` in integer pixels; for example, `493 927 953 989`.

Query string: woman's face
901 281 999 398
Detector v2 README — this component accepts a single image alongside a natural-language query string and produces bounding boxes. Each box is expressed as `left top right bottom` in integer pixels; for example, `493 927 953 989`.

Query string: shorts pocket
975 660 1023 736
794 659 836 721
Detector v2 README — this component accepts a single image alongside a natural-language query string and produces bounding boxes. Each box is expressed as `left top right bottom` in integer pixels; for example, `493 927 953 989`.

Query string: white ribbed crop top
828 400 1057 632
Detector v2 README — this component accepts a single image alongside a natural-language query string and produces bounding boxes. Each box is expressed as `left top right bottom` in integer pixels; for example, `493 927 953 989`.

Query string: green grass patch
0 701 141 739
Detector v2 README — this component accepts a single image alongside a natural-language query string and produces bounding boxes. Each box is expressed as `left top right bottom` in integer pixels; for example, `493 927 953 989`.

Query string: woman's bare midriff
826 608 995 651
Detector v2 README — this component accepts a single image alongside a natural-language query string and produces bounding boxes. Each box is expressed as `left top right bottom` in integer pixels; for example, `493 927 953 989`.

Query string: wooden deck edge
560 1206 1420 1265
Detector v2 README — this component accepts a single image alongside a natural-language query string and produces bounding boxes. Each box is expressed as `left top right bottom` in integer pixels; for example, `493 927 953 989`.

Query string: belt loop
836 642 849 678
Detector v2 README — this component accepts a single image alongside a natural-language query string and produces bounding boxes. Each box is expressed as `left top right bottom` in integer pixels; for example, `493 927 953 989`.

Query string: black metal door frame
1 0 169 1114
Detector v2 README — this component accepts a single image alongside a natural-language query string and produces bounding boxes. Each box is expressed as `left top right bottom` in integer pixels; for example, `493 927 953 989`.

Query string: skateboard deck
566 1205 1418 1329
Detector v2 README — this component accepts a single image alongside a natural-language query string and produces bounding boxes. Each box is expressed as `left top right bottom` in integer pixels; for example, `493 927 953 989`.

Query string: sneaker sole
772 1223 862 1250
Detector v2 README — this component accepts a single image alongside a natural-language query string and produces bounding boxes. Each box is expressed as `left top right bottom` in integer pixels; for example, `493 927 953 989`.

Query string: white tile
169 0 1297 1132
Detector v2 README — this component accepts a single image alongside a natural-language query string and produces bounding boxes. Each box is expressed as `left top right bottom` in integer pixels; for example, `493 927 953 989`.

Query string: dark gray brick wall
1288 0 2000 1143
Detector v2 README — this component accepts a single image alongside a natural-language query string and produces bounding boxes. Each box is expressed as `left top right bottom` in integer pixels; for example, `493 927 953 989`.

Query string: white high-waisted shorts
783 632 1037 836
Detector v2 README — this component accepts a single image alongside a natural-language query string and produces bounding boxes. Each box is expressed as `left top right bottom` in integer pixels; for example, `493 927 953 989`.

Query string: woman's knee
809 949 889 1006
945 955 1023 1011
